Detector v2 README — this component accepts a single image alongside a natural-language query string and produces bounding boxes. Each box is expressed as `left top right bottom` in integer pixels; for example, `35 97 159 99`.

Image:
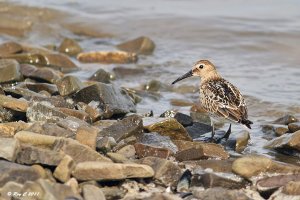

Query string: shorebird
172 60 252 140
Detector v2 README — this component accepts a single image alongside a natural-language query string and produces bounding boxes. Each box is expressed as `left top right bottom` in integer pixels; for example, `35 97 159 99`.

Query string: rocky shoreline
0 2 300 200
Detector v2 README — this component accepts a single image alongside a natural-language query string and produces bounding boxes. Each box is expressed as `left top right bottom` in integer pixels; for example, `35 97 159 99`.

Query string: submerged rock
77 51 138 64
88 68 112 84
232 155 300 180
227 130 250 153
288 122 300 133
0 41 22 55
72 161 154 181
144 117 192 141
72 83 136 119
113 67 145 78
56 75 84 96
274 126 289 136
0 59 22 83
265 130 300 152
58 38 82 56
273 115 299 125
116 36 155 55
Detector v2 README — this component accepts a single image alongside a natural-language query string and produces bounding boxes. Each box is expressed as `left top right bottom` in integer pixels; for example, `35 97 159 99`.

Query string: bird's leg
210 119 215 140
222 124 231 141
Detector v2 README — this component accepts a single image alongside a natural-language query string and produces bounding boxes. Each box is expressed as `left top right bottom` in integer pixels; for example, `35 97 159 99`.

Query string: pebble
77 51 138 64
56 75 84 96
0 59 22 83
58 38 83 56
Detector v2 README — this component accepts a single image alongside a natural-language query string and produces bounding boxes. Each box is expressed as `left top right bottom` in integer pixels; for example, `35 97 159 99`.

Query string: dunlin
172 60 252 140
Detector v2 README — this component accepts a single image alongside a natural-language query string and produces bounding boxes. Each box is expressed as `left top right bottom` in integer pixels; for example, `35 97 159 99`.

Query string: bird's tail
241 119 253 129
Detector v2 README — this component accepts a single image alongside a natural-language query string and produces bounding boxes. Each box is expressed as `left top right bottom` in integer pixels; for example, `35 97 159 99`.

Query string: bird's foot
221 124 231 141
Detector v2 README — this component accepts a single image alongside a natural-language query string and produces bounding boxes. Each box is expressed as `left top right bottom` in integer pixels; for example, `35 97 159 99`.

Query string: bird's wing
201 79 248 123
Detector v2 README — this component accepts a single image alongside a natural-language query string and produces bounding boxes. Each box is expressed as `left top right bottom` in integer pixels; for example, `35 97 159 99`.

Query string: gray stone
0 59 21 83
26 122 75 138
0 137 20 161
56 75 84 96
265 130 300 151
186 122 212 139
83 184 106 200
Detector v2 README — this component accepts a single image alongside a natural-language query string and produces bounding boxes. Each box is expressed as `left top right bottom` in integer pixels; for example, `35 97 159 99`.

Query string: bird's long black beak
172 70 193 84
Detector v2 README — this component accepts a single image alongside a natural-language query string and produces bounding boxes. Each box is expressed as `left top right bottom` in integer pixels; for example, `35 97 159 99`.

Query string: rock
21 82 58 95
58 38 82 56
192 187 254 200
14 131 58 147
53 155 75 183
144 80 172 92
269 181 300 200
21 64 63 83
144 118 192 141
256 174 300 192
0 121 29 137
159 110 177 118
138 132 178 153
2 53 79 73
227 130 250 153
0 94 28 112
4 86 46 100
16 144 65 166
170 98 194 107
0 160 40 187
58 107 91 122
273 115 299 125
26 101 68 122
106 152 132 163
117 145 136 159
57 116 90 132
265 130 300 151
83 184 106 200
190 103 211 125
186 122 212 139
232 155 300 180
139 157 182 186
77 51 138 64
0 41 22 55
26 122 75 138
101 186 125 200
116 36 155 55
53 138 112 163
0 137 20 161
275 126 289 136
31 95 74 109
100 115 143 142
0 59 22 83
183 159 234 173
0 181 23 199
112 136 137 152
174 112 193 127
96 136 116 153
88 68 112 83
192 172 246 189
77 102 103 122
113 67 144 78
134 143 172 159
73 83 136 119
72 161 154 181
173 140 229 161
75 126 98 150
56 75 84 96
288 122 300 133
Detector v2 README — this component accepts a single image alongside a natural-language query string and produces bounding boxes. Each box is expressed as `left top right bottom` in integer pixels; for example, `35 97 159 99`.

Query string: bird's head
172 60 217 84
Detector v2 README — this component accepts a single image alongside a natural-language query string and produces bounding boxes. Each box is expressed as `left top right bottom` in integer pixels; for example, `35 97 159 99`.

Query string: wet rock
73 83 136 119
273 114 299 125
269 181 300 200
4 86 46 100
21 82 58 95
288 122 300 133
0 41 22 55
88 68 111 83
265 130 300 152
101 114 143 142
227 130 250 153
117 145 136 159
184 159 234 173
116 36 155 55
256 174 300 192
0 160 40 187
174 112 193 127
83 184 106 200
0 137 20 161
232 155 300 180
76 126 98 150
192 187 254 200
53 138 112 163
56 75 84 96
0 59 22 83
113 67 145 78
26 101 68 122
2 53 79 72
53 155 75 183
16 144 65 166
173 140 229 161
139 157 182 186
58 107 91 122
275 126 289 136
72 161 154 181
0 121 29 137
134 143 172 159
20 64 63 83
144 118 192 141
31 95 74 109
0 94 28 112
138 132 178 153
25 122 75 138
58 38 82 56
144 80 172 92
96 136 117 153
77 51 138 64
186 122 212 139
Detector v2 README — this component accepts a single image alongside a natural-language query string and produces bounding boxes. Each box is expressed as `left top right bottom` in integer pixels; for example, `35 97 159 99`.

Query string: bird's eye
199 65 204 69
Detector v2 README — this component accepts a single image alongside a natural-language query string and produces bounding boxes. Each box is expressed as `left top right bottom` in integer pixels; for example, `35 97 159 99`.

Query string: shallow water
9 0 300 161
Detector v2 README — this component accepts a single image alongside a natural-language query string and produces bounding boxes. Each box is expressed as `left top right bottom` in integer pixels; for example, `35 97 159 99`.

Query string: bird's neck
200 71 221 83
